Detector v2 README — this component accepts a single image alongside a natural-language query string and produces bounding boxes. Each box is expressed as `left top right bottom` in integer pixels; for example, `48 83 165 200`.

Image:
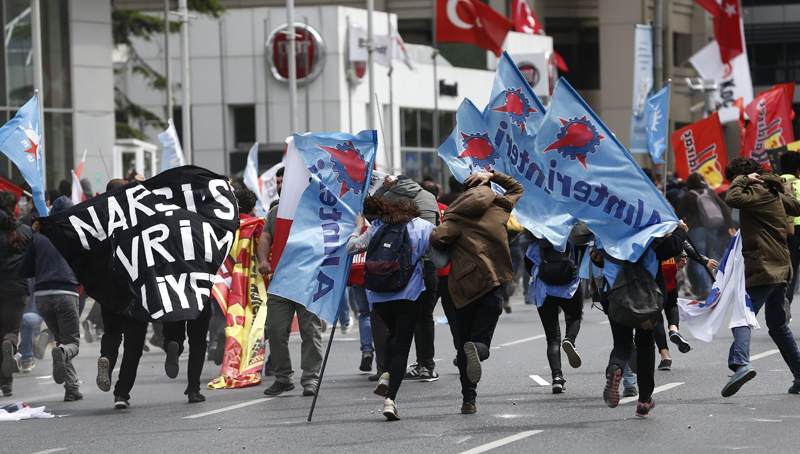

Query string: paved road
3 294 800 454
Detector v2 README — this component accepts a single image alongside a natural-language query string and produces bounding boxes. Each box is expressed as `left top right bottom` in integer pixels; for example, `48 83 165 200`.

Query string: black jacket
0 211 32 296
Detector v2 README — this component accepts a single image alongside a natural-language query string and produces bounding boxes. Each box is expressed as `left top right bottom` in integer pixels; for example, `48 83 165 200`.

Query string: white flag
348 24 392 68
391 27 417 71
259 161 284 214
158 118 186 172
242 143 262 214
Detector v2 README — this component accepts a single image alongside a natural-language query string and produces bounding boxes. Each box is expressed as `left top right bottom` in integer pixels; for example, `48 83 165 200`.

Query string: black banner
39 166 239 322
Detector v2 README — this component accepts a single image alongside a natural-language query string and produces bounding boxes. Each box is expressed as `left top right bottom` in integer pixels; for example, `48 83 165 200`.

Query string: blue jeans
350 286 374 353
689 226 717 295
728 284 800 380
338 290 351 327
20 312 43 363
622 363 637 388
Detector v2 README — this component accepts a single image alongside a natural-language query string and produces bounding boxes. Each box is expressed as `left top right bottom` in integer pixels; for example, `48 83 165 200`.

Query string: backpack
363 223 416 292
538 239 577 286
694 189 724 229
603 252 663 330
783 177 798 236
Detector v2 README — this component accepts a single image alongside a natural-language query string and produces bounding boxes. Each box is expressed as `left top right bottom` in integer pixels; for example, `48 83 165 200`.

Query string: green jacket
780 173 800 226
726 174 800 287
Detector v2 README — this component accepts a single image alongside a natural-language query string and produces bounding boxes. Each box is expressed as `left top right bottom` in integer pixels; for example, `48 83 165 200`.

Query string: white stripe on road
620 382 684 405
30 449 67 454
529 375 550 386
498 335 545 347
458 430 543 454
751 349 780 361
183 398 275 419
598 320 610 325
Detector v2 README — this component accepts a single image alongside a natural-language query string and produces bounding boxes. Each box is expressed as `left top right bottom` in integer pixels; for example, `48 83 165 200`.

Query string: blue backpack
363 222 416 292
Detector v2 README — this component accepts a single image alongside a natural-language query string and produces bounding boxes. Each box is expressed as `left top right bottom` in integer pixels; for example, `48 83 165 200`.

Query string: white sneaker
373 372 389 396
340 324 351 335
383 398 400 421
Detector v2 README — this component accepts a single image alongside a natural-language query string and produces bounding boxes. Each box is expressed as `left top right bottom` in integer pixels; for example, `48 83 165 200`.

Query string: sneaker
623 387 639 397
628 345 638 374
64 388 83 402
503 303 512 314
340 324 351 335
187 390 206 403
403 363 421 380
463 341 482 384
374 372 390 396
789 381 800 394
34 330 50 360
721 364 757 397
114 395 130 409
52 347 66 384
635 397 655 418
368 370 382 381
562 339 582 368
359 351 374 372
603 364 622 408
302 384 317 397
82 320 93 344
419 367 439 382
658 359 672 371
552 376 566 394
382 398 400 421
20 361 34 373
669 330 692 353
0 383 10 396
321 320 328 332
149 335 164 350
142 343 150 353
1 340 19 378
263 381 295 396
165 341 180 379
453 356 458 368
97 357 111 392
461 401 477 414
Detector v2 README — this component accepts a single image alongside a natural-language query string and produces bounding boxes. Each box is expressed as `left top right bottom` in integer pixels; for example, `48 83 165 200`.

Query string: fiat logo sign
266 23 326 84
517 63 539 87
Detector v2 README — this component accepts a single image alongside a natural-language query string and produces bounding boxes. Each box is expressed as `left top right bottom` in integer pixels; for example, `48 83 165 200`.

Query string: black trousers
370 307 389 372
456 286 503 403
413 261 438 370
655 288 680 352
608 319 655 402
374 299 421 401
162 304 212 393
788 232 800 304
100 306 148 400
536 287 583 379
86 301 103 330
0 295 25 385
438 276 460 352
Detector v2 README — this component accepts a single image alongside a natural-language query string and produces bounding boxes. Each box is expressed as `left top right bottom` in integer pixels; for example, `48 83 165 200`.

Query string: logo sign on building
517 62 539 87
266 23 326 84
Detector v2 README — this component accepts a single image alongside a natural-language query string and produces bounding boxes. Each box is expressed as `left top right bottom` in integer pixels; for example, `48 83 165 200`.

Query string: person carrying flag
721 157 800 397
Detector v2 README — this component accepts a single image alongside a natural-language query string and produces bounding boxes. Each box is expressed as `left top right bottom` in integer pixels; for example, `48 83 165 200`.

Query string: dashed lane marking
529 375 550 386
619 382 683 405
458 430 543 454
751 349 780 361
183 397 275 419
498 335 545 347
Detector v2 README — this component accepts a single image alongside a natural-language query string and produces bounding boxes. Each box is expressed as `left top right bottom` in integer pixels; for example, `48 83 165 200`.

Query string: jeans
266 293 323 387
350 286 373 353
622 363 637 388
100 306 148 400
688 227 716 295
163 304 212 393
456 286 504 403
608 319 655 402
374 299 421 401
788 232 800 304
536 287 583 379
338 290 351 327
37 294 81 389
413 261 438 370
728 284 800 380
20 312 43 363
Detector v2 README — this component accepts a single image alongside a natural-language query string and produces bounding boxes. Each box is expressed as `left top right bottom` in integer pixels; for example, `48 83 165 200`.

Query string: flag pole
367 0 376 131
664 79 671 196
287 0 298 134
387 13 394 174
30 0 45 184
432 0 439 179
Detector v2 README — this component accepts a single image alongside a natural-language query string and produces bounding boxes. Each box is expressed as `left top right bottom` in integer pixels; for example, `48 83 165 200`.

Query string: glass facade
0 0 72 187
400 108 455 185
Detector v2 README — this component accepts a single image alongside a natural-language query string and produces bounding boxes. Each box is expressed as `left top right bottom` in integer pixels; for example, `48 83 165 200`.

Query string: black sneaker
187 390 206 403
635 397 656 418
368 369 383 381
96 357 111 392
302 384 317 396
463 342 482 384
552 376 566 394
669 330 692 353
64 388 83 402
603 364 622 408
403 363 421 380
1 340 19 379
114 395 130 409
360 351 374 372
562 339 582 368
52 347 66 385
623 387 638 397
419 367 439 382
1 383 11 396
82 320 93 344
263 381 295 396
165 341 180 379
658 358 672 371
461 401 477 414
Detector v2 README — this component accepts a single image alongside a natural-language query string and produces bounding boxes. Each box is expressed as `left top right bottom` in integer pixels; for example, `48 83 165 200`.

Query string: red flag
694 0 720 16
436 0 513 57
671 112 730 194
0 177 23 217
766 83 796 120
734 97 746 149
511 0 569 72
742 85 795 168
694 0 743 64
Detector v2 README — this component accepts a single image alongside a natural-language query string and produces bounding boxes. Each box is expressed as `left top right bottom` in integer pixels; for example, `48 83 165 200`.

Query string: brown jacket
726 174 800 287
430 171 524 308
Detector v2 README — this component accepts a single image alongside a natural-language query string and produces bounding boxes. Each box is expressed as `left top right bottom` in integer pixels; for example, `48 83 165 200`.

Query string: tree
112 1 225 139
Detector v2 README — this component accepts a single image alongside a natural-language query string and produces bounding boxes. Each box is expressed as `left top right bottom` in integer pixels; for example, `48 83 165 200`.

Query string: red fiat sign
518 63 539 87
267 23 326 84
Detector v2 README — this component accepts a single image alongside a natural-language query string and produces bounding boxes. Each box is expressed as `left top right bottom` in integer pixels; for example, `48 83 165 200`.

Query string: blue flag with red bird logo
0 94 48 216
268 130 377 324
531 78 677 261
484 52 546 142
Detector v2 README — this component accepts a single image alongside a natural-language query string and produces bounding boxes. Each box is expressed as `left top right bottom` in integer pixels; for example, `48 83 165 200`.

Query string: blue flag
629 24 653 154
484 52 546 142
532 78 677 261
646 82 670 165
0 94 48 216
269 130 377 324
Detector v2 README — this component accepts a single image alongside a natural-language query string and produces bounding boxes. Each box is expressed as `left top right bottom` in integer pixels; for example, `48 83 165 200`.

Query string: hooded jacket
726 173 800 287
430 171 523 308
0 210 32 296
375 179 439 226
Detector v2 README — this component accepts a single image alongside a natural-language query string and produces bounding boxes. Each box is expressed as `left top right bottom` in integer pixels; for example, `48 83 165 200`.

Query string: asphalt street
3 293 800 454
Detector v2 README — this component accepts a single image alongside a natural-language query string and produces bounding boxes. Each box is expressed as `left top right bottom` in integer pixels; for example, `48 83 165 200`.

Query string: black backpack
538 239 577 286
603 252 663 330
363 223 416 292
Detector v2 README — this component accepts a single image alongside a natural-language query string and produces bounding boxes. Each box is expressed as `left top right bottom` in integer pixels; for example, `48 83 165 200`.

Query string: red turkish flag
766 83 796 120
693 0 743 64
436 0 513 57
742 85 795 168
511 0 568 72
670 112 730 194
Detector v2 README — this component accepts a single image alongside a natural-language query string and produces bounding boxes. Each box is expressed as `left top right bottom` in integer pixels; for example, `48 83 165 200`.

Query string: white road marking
35 375 52 380
498 334 545 347
751 349 780 361
620 382 683 405
458 430 543 454
455 436 472 444
598 320 610 325
183 397 275 419
529 375 550 386
753 419 782 422
30 449 67 454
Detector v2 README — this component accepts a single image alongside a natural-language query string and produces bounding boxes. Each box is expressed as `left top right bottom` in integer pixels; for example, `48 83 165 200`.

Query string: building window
232 105 256 146
745 23 800 86
546 18 600 90
673 32 693 67
400 108 455 184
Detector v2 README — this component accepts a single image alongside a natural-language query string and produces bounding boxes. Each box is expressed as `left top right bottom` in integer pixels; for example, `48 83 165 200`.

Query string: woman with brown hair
0 190 33 396
346 196 448 421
